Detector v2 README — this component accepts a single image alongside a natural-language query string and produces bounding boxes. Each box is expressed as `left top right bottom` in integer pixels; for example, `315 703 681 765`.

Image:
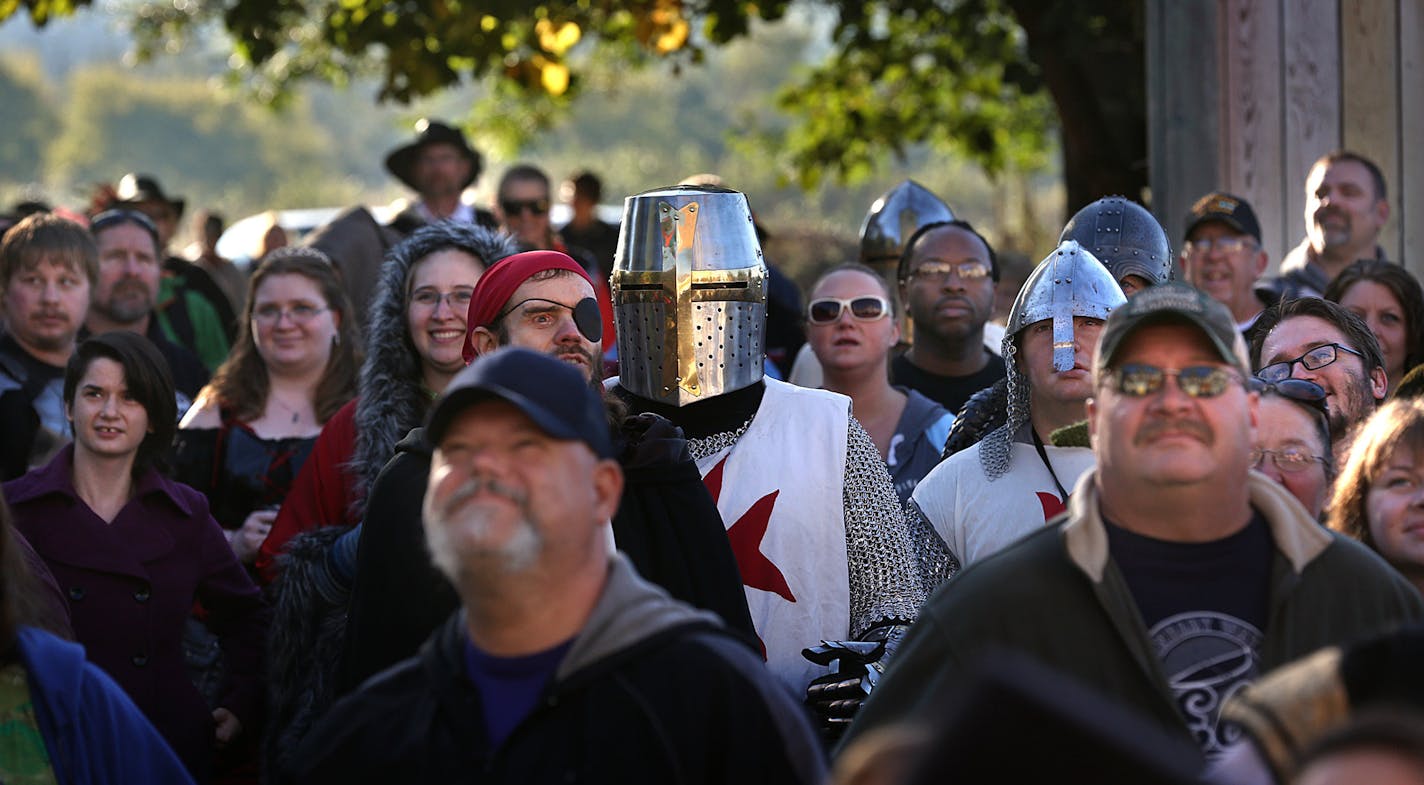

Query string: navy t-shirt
464 635 575 750
1104 511 1272 758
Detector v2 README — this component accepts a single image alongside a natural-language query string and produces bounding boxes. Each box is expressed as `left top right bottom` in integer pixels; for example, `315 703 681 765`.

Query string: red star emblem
1037 491 1067 521
704 457 796 604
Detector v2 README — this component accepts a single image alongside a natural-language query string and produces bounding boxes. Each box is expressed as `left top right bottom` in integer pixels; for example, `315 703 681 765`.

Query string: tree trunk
1009 1 1149 221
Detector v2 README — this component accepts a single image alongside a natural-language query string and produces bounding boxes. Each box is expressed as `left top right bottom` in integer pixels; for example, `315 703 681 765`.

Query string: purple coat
5 445 267 782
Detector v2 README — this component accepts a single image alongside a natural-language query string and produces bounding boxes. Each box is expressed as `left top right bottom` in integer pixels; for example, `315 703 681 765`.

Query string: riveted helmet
1059 196 1173 288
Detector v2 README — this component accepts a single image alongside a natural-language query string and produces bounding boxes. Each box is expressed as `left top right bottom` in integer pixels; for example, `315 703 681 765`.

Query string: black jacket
338 417 756 693
290 556 825 785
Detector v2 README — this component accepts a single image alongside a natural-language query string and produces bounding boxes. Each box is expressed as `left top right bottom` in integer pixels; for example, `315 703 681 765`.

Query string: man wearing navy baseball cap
290 347 824 784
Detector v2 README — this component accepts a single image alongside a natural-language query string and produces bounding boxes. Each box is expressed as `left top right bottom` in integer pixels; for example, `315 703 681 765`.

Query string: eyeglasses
500 198 550 217
1251 447 1329 474
1248 377 1330 420
253 304 328 325
410 287 475 312
807 296 892 324
906 259 991 283
1106 363 1242 398
1182 236 1257 257
1257 343 1364 383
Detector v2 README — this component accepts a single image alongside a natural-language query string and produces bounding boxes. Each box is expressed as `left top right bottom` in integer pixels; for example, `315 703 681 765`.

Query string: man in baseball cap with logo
291 348 824 784
1179 191 1275 334
847 282 1422 763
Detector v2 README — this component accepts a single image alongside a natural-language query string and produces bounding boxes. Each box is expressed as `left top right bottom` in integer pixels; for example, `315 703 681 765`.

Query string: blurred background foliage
0 0 1130 288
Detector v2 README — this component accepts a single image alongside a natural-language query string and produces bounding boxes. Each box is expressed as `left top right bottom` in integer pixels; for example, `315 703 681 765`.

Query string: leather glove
802 624 908 743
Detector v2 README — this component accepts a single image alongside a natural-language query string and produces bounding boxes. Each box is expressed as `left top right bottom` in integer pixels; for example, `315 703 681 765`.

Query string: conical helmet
858 180 956 280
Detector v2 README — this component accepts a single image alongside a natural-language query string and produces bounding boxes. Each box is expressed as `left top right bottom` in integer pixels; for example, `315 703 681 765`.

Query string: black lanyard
1032 428 1070 500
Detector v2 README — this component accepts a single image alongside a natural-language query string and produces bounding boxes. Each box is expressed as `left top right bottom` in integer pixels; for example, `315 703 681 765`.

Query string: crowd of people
2 119 1424 785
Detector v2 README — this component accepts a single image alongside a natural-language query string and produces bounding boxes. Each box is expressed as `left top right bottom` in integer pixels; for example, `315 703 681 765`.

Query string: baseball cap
1094 282 1251 380
426 346 615 459
1183 192 1261 244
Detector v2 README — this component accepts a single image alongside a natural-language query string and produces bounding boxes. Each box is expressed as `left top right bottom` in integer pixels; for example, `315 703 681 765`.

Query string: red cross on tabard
1037 491 1067 521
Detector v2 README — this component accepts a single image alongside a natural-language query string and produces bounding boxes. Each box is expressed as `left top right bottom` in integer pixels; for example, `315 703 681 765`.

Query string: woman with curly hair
1328 397 1424 596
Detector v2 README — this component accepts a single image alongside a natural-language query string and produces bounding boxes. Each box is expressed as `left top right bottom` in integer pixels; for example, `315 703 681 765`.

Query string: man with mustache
846 283 1422 763
83 209 209 408
0 214 94 480
891 220 1005 414
1250 296 1387 458
1266 150 1391 300
338 250 753 692
909 241 1125 571
290 348 824 784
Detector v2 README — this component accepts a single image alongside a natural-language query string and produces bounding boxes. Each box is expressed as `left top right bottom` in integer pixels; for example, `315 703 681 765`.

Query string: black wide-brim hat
115 173 185 220
384 119 483 192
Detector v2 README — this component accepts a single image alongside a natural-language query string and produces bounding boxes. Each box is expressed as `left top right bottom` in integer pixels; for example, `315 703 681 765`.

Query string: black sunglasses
1249 377 1330 421
500 198 550 217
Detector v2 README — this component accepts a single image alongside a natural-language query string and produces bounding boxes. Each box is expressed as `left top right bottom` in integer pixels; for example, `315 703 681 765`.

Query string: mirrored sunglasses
1109 363 1241 398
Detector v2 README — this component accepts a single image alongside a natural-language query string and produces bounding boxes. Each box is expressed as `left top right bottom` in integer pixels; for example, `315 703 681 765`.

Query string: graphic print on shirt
1148 610 1262 758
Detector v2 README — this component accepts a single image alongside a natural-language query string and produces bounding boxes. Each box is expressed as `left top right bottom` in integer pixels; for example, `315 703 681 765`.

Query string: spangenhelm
612 185 767 407
1058 196 1174 287
858 180 956 280
980 240 1126 480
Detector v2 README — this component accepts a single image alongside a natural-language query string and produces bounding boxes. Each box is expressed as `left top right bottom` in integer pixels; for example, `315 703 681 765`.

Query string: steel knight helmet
858 180 956 282
980 241 1125 480
1059 196 1174 288
612 185 767 407
1005 240 1127 372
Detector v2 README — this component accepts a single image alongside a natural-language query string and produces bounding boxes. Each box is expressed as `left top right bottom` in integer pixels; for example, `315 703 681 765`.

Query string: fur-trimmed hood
349 222 517 516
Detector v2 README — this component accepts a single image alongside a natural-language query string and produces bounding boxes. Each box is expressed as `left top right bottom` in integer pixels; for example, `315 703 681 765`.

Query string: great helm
980 241 1125 480
859 180 956 279
1058 196 1174 288
612 185 767 407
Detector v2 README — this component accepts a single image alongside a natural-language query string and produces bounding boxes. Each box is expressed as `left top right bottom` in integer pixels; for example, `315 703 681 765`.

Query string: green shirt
0 662 59 785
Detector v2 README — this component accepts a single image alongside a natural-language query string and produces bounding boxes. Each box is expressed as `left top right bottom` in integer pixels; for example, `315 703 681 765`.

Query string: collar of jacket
1062 469 1332 583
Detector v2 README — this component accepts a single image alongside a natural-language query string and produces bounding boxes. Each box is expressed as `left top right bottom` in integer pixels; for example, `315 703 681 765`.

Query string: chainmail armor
905 499 960 592
689 416 928 638
979 333 1031 480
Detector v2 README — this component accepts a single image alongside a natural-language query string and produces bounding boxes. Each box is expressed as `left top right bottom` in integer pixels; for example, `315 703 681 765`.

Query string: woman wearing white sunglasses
805 263 954 504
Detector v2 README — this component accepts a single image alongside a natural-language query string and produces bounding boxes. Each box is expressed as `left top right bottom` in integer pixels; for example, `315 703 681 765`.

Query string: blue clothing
17 625 194 785
887 388 955 505
463 637 574 750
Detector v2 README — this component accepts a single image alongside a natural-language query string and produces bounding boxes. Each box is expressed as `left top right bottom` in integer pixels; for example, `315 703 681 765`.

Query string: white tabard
694 379 852 694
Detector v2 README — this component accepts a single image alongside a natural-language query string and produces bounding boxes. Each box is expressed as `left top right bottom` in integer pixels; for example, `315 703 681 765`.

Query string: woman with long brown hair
174 247 360 566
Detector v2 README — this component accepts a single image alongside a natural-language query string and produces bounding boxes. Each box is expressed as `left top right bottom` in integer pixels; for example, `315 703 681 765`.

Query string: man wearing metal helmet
910 241 1125 573
942 196 1175 457
608 185 939 738
1059 195 1176 295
